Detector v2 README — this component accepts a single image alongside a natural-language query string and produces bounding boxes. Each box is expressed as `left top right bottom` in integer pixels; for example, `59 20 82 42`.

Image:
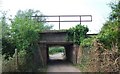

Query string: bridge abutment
38 43 47 66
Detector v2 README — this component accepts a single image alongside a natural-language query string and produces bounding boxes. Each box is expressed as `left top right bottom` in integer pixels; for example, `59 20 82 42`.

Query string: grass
75 55 89 72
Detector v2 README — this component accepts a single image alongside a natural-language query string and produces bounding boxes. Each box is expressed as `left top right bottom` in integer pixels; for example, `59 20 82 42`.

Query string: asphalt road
47 53 80 72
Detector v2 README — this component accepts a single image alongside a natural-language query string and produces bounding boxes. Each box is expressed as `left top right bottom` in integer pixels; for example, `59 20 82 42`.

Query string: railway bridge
39 30 80 65
36 30 90 66
32 15 93 66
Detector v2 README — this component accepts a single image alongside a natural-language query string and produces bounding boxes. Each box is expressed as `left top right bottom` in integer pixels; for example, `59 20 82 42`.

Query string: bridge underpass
37 30 82 66
31 15 93 67
48 46 66 60
30 15 93 72
47 43 77 64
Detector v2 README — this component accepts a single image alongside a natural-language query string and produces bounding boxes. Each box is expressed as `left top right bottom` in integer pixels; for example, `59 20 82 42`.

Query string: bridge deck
39 30 97 45
39 41 73 44
39 30 67 34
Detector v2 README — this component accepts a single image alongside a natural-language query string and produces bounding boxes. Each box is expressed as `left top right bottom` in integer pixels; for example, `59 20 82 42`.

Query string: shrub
67 24 89 45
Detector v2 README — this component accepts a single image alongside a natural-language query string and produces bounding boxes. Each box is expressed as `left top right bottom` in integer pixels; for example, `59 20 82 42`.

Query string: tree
1 11 15 59
2 9 53 59
109 1 120 21
11 9 52 51
97 1 120 50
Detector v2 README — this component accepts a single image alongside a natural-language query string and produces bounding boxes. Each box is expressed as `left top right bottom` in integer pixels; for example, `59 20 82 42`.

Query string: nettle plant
67 24 89 45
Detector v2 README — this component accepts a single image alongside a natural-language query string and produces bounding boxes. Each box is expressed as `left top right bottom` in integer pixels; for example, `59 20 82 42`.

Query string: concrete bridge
36 30 96 66
31 15 93 67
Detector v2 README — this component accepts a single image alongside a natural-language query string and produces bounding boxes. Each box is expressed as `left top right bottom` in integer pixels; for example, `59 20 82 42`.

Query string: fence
31 15 92 30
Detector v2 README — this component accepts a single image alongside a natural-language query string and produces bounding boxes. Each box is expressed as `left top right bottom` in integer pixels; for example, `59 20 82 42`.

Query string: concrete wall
38 43 47 66
40 32 67 42
38 30 82 66
38 44 81 66
65 44 74 63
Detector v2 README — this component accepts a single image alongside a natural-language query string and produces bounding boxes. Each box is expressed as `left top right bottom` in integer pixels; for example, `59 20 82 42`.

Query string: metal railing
31 15 92 30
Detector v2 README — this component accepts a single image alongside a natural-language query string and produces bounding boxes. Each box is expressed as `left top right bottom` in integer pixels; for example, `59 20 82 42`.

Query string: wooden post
15 49 18 71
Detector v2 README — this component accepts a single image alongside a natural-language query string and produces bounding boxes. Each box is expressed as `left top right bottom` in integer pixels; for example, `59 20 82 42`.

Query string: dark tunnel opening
47 44 74 65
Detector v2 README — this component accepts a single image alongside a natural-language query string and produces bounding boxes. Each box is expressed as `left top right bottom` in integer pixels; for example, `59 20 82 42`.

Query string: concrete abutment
38 43 81 66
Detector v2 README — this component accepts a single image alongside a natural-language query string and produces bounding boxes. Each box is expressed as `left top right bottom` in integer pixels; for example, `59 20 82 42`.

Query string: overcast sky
0 0 113 33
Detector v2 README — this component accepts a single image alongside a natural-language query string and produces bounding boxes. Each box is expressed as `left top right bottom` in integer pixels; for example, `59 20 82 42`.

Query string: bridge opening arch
48 46 66 61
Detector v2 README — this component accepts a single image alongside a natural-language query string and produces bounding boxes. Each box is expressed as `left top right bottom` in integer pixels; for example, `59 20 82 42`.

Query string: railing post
79 16 81 24
91 15 92 22
59 16 60 30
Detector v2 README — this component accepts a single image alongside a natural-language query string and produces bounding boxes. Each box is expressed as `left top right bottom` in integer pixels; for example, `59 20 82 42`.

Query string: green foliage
1 11 16 59
2 49 35 72
1 9 52 59
109 1 120 21
11 9 51 51
2 38 15 59
96 1 120 50
67 24 89 45
80 1 120 51
2 55 17 72
49 47 65 54
1 9 53 71
78 1 120 71
0 19 1 39
0 20 1 55
81 37 94 47
97 20 119 49
77 55 89 71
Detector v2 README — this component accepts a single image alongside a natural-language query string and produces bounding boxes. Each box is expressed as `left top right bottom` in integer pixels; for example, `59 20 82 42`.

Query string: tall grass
2 50 35 72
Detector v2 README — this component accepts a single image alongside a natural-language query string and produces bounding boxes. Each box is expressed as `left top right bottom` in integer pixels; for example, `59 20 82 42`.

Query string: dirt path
47 53 80 72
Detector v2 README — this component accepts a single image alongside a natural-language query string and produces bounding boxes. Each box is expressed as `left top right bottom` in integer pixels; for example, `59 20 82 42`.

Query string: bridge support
64 44 73 63
38 43 47 67
37 44 82 67
73 44 82 64
65 44 82 64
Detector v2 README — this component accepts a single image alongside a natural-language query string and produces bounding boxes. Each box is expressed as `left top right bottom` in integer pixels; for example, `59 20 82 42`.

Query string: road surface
47 53 80 72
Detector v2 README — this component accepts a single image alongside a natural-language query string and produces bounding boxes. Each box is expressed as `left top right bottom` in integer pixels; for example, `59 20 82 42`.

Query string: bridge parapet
39 30 73 44
39 30 97 44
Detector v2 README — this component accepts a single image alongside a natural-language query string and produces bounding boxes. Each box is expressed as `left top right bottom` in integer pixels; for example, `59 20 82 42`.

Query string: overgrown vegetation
78 1 120 72
1 9 52 72
1 1 120 72
67 24 89 45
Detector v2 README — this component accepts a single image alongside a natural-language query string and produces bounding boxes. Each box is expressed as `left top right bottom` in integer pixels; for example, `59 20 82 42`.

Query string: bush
81 37 95 47
2 54 17 72
2 49 36 72
67 24 89 45
1 9 53 72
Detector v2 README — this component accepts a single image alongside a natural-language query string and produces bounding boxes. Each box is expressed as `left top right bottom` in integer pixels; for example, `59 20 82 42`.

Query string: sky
0 0 113 34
